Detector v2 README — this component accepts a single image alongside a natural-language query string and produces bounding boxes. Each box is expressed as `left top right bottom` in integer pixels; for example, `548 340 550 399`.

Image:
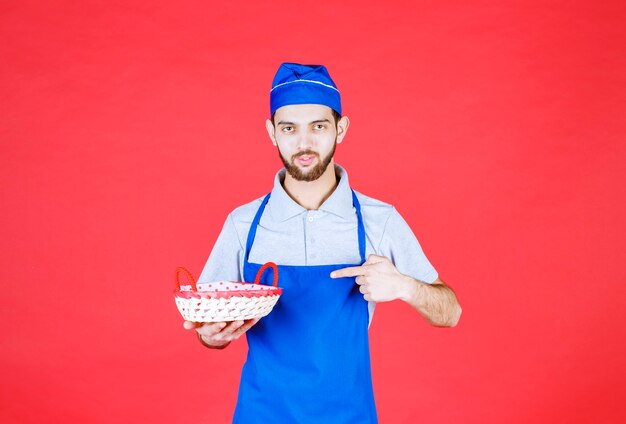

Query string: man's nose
296 130 314 150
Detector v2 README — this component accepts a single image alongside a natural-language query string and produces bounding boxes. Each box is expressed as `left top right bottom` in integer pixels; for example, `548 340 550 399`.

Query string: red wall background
1 1 625 423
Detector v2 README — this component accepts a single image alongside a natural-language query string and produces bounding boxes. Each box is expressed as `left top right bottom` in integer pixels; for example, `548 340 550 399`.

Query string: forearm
399 276 462 327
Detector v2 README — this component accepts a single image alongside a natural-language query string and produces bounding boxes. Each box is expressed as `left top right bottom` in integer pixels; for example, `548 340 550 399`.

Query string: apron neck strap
245 193 272 262
244 189 366 264
351 190 367 263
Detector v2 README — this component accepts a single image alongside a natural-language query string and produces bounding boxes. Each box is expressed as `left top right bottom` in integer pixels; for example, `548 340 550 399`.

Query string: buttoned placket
305 211 318 263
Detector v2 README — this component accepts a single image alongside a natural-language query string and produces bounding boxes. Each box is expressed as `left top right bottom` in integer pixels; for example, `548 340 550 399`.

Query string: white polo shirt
198 163 438 324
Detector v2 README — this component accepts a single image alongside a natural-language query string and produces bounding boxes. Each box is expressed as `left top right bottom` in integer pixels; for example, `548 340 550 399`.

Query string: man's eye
315 124 325 130
282 126 293 132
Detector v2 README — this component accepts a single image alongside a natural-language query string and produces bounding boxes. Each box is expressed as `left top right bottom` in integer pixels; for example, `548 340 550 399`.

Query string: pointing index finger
330 265 367 279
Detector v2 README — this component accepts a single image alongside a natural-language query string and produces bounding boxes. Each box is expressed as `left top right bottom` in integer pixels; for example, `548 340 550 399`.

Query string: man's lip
295 152 317 162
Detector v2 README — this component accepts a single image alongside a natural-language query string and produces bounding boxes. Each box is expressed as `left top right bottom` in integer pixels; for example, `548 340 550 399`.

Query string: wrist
198 333 231 349
398 274 419 303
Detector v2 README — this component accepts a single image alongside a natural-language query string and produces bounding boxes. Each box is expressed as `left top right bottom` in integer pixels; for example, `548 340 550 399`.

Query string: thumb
366 254 386 264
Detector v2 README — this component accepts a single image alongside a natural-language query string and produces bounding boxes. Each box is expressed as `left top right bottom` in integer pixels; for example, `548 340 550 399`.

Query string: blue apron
233 189 378 424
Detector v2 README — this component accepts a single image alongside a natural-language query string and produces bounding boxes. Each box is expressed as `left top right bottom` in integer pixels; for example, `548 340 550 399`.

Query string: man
183 63 462 423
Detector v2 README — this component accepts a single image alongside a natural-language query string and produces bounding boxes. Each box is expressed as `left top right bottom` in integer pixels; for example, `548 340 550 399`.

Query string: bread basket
174 262 282 322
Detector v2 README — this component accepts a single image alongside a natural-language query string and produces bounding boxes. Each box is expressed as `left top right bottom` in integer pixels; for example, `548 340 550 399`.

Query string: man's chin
286 163 325 182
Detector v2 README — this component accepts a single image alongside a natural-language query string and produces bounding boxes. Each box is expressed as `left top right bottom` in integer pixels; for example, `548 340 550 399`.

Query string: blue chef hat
270 63 342 116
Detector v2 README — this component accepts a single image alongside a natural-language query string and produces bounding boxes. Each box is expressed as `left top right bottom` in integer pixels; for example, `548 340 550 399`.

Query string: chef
183 62 462 423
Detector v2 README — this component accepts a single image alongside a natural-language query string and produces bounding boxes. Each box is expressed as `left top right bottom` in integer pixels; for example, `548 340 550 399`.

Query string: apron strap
245 192 272 262
244 189 367 264
351 190 367 264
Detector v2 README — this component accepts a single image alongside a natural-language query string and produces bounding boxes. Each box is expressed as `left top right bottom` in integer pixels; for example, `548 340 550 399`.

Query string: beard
277 139 337 182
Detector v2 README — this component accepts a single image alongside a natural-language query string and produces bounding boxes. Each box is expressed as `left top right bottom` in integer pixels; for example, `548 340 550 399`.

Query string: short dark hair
271 109 341 126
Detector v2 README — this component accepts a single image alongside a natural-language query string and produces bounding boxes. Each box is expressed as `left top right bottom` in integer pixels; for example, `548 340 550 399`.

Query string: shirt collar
267 163 354 222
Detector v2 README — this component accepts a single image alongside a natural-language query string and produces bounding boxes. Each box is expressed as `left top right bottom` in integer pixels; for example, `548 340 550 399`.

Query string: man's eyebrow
276 118 331 126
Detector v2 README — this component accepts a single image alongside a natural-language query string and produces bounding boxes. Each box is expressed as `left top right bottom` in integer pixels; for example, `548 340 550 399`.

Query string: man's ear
336 115 350 144
265 118 277 146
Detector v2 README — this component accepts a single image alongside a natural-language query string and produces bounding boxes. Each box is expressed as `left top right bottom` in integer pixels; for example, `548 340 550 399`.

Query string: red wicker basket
173 262 282 322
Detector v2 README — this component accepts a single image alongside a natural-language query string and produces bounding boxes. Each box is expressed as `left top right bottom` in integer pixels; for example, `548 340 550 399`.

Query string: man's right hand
183 319 260 349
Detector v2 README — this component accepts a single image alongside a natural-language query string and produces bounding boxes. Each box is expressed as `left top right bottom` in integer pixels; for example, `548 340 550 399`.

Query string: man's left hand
330 254 410 302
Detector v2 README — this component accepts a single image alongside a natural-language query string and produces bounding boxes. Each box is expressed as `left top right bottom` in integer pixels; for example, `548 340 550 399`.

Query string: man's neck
282 162 339 210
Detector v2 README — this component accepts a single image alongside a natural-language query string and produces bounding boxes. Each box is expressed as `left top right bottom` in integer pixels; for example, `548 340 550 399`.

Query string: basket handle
175 267 197 291
254 262 279 287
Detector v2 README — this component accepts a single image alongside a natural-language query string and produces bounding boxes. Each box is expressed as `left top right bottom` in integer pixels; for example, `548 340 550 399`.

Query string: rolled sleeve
198 213 244 283
377 207 438 284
